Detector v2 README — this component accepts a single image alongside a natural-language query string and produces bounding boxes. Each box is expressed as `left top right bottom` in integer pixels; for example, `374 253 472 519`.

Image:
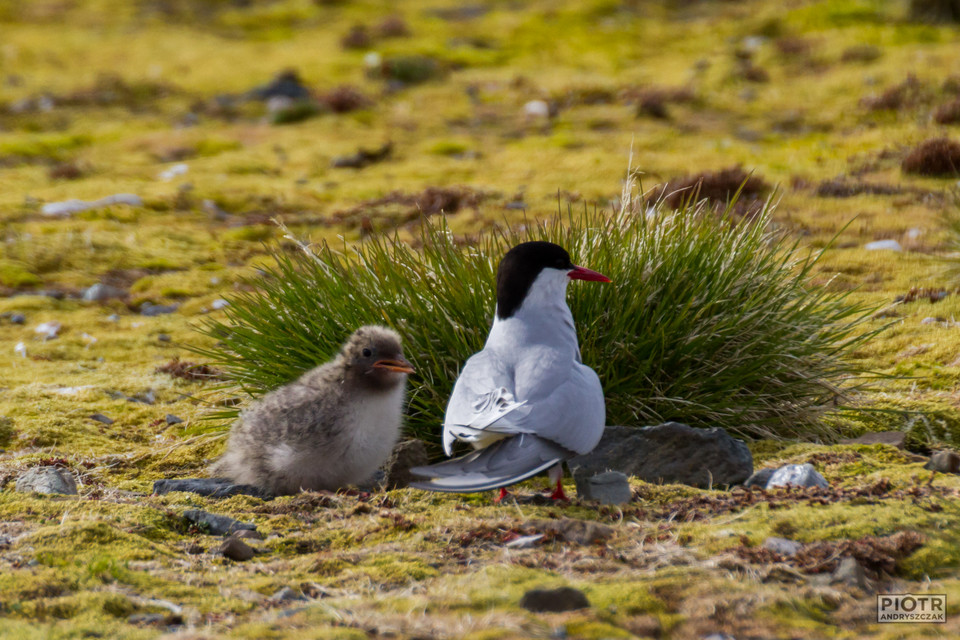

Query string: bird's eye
362 348 372 357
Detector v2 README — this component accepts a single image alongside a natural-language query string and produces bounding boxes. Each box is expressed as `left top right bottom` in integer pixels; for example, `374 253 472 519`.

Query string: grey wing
445 355 605 456
500 363 606 455
409 434 572 493
442 350 526 455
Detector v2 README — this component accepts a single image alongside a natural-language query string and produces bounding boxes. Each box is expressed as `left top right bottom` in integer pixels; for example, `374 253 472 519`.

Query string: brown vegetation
901 137 960 176
841 44 882 63
376 15 410 38
156 358 224 381
340 25 371 50
319 85 372 113
735 530 925 574
934 98 960 125
815 178 903 198
860 75 926 111
647 166 770 214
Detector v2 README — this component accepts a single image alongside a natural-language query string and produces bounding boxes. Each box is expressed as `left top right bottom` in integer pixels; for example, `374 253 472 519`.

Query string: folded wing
410 434 572 493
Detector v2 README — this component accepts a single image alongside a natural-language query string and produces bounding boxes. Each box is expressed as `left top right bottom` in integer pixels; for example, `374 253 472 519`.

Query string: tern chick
211 325 414 495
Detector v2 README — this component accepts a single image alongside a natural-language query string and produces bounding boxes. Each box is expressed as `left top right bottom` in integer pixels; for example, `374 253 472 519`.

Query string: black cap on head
496 241 574 320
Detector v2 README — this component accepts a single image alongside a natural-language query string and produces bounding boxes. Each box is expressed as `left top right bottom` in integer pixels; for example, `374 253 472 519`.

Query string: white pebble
14 342 26 357
864 239 902 251
41 193 143 217
211 298 229 310
363 51 382 69
34 321 61 339
523 100 550 118
158 163 189 181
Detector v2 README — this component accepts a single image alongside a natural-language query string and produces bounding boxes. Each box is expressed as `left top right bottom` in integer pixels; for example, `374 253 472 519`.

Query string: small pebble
90 413 115 425
864 239 902 252
218 536 255 561
925 451 960 474
141 303 179 317
158 163 189 181
165 414 184 425
9 313 25 325
157 334 172 343
183 509 257 536
523 99 550 118
766 463 829 489
14 342 27 357
231 529 264 541
107 314 120 322
762 536 802 557
520 586 589 612
34 321 61 340
211 299 229 310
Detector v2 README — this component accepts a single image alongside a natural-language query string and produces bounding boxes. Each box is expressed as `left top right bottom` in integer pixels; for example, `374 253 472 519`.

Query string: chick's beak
372 358 415 374
567 265 611 283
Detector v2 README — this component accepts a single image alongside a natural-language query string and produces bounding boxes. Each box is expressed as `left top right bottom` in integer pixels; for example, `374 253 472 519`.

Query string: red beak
372 358 415 374
567 265 611 283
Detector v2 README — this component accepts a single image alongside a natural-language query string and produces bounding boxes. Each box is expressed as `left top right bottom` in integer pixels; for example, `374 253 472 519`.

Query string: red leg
494 487 509 503
549 478 568 502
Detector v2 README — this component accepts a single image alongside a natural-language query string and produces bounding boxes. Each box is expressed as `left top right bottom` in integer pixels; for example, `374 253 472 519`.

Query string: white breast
340 384 407 481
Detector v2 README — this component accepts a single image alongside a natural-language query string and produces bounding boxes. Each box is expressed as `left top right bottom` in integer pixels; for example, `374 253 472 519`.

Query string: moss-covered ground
3 0 960 637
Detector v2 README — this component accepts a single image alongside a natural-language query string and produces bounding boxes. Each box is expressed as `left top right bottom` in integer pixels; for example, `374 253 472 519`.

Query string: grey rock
15 466 78 495
9 313 25 325
831 556 871 591
83 283 127 302
766 463 829 489
839 431 906 449
218 536 255 561
247 70 311 101
107 314 120 322
574 470 632 504
568 423 753 489
743 467 776 488
381 439 429 489
762 536 802 557
157 334 172 343
141 302 179 317
520 586 589 612
924 450 960 474
165 414 184 425
183 509 257 536
155 478 273 500
231 529 264 541
269 587 306 603
89 413 114 425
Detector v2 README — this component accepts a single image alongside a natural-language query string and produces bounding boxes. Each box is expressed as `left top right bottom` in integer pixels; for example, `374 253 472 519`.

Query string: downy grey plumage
212 325 414 495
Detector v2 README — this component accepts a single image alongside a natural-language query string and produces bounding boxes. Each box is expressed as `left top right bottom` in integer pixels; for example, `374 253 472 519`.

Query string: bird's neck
488 271 578 351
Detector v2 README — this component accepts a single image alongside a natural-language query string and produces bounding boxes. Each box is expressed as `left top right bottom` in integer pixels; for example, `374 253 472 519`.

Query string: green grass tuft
193 173 880 448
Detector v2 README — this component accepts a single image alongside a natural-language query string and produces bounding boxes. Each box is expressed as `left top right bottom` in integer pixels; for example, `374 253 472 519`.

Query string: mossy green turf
2 0 960 637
